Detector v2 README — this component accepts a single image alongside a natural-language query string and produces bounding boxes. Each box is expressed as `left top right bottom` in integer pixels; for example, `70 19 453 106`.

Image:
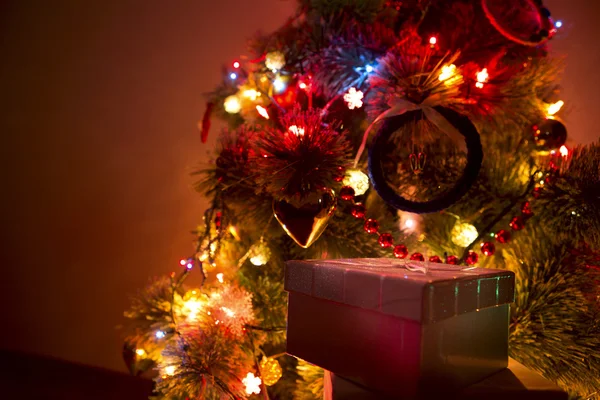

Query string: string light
224 95 242 114
299 82 307 89
429 36 437 46
256 105 269 119
343 169 369 195
475 68 489 88
343 87 364 109
242 89 260 101
163 365 176 376
242 372 262 395
438 64 459 85
216 272 224 283
555 20 563 28
288 125 305 137
559 145 569 157
273 77 287 93
182 290 205 322
233 61 240 69
451 222 478 247
365 64 375 73
546 100 564 117
229 72 237 80
155 330 166 339
135 349 146 357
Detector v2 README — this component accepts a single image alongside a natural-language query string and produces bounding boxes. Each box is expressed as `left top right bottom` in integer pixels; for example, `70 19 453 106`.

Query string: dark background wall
0 0 597 373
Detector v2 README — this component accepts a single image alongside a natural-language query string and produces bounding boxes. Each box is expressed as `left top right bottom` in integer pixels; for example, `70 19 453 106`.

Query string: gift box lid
285 258 515 323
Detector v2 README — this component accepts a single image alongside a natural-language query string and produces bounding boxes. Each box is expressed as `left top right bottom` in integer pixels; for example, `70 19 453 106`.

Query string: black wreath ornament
368 106 483 214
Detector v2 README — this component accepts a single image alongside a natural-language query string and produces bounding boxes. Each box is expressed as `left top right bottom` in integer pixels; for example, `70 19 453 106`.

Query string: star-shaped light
343 87 364 110
242 372 262 395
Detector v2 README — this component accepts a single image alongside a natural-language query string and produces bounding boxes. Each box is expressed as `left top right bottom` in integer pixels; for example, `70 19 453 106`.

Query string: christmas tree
123 0 600 398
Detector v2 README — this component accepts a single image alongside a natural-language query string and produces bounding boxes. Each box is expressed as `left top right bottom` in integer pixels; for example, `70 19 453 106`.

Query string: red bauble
509 216 525 231
340 186 355 201
521 201 533 219
465 251 479 265
378 233 394 248
533 187 542 198
410 253 425 261
429 255 442 263
495 229 511 244
351 203 366 219
272 80 298 108
446 255 459 265
364 219 379 234
481 242 496 256
393 244 408 259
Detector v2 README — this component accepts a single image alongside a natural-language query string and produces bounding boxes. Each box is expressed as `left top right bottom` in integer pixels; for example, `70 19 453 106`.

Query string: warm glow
288 125 305 137
343 169 369 195
476 68 489 88
216 272 224 283
242 89 260 101
164 365 176 376
243 372 262 395
451 222 478 247
228 225 240 240
155 330 166 339
299 82 307 90
224 95 241 114
273 77 287 93
439 64 459 85
135 349 146 357
560 145 569 157
250 253 269 266
546 100 564 116
343 87 364 109
405 218 415 229
256 105 269 119
183 296 204 322
429 36 437 45
221 306 236 318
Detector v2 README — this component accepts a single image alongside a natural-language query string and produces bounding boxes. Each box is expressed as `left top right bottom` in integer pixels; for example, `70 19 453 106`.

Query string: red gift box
285 258 515 398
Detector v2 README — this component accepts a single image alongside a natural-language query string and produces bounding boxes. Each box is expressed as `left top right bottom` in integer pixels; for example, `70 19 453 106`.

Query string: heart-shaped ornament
273 190 336 248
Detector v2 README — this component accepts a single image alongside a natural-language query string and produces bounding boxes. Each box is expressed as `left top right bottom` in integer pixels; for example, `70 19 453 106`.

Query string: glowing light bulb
224 95 241 114
135 349 146 357
288 125 305 137
405 219 415 229
163 365 176 376
256 105 269 119
475 68 489 88
155 330 166 339
221 306 236 318
439 64 458 83
343 87 364 110
559 145 569 157
343 169 369 196
216 272 224 283
299 82 307 90
429 36 437 45
555 20 563 28
229 72 237 80
546 100 564 117
242 89 260 100
242 372 262 395
233 61 240 69
451 222 478 247
273 77 287 93
365 64 374 73
179 259 187 266
183 294 204 322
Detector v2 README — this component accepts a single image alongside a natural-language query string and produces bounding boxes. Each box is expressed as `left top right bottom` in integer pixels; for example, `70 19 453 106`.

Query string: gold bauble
451 222 478 247
260 357 283 386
